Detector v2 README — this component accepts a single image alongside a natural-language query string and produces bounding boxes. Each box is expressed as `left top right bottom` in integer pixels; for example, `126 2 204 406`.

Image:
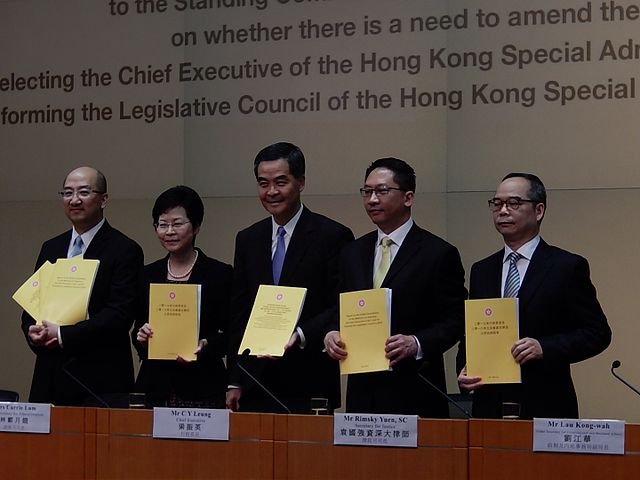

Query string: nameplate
334 413 418 447
533 418 625 455
152 407 229 441
0 402 50 434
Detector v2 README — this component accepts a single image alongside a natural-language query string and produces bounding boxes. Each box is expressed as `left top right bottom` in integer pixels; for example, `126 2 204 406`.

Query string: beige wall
2 0 639 421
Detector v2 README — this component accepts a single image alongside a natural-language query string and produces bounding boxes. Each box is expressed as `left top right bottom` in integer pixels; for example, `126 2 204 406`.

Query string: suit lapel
358 232 377 289
82 221 112 260
484 251 503 298
188 248 206 283
255 220 273 284
381 224 422 287
518 239 553 305
51 231 72 260
280 208 313 284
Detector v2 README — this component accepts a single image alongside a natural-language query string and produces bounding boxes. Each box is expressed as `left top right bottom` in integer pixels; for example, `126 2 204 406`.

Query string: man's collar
503 234 540 262
376 217 414 246
271 204 304 237
72 218 106 246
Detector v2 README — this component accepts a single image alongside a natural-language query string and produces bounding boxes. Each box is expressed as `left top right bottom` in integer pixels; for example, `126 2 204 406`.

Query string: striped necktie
503 252 523 297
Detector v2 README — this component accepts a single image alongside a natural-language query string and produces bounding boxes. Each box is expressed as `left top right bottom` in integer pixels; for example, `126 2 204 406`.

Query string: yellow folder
239 284 307 357
12 261 53 322
465 298 521 384
148 283 201 361
39 258 100 326
339 288 391 375
13 258 99 326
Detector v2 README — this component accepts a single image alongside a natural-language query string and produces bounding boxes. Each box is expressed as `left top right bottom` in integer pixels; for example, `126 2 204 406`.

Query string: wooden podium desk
95 409 274 480
0 408 274 480
0 408 467 480
96 411 467 480
3 408 639 480
469 419 640 480
273 415 468 480
0 406 97 480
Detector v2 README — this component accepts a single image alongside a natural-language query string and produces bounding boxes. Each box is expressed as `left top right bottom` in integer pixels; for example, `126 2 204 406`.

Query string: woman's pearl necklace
167 250 199 279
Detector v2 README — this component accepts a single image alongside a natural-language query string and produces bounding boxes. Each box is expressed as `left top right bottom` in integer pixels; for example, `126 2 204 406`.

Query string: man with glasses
21 166 143 406
324 157 467 417
226 142 353 413
457 173 611 419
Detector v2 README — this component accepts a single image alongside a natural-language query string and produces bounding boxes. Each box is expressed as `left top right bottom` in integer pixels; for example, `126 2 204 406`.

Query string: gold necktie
373 237 393 288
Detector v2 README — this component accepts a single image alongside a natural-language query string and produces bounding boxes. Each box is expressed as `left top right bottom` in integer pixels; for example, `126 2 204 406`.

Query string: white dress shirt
271 204 307 347
372 218 423 360
59 218 106 346
67 218 105 258
501 235 540 297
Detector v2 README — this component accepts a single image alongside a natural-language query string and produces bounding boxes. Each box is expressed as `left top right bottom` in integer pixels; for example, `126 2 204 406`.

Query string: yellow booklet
465 298 521 384
148 283 201 361
238 284 307 357
339 288 391 375
12 261 53 322
13 258 99 325
39 258 100 326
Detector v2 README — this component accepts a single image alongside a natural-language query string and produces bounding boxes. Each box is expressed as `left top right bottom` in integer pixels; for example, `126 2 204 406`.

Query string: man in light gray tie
457 173 611 419
20 166 143 406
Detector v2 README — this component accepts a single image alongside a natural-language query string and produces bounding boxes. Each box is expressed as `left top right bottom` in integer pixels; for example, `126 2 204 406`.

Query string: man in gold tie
324 158 467 417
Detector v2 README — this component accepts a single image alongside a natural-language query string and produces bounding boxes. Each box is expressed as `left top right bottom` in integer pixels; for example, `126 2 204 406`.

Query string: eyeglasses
155 220 191 232
359 187 406 198
488 197 538 211
59 189 104 200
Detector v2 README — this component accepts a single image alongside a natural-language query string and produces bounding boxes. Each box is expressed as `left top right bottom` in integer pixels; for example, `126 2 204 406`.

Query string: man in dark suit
324 158 467 417
226 142 354 413
457 173 611 419
21 166 143 406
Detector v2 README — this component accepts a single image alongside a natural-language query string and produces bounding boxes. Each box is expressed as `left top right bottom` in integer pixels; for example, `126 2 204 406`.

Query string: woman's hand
176 338 208 364
136 323 153 344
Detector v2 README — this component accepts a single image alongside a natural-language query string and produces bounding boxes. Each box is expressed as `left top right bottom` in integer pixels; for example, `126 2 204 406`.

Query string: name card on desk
0 402 50 434
533 418 625 455
153 408 229 441
334 413 417 447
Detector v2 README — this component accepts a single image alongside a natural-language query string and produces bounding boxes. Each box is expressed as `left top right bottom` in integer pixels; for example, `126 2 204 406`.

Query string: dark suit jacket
133 249 232 407
21 221 143 406
335 223 467 418
457 239 611 419
228 207 354 413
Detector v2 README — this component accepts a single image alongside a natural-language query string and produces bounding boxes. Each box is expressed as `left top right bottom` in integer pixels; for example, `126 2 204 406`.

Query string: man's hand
136 323 153 344
511 337 543 365
29 320 60 349
177 339 208 364
226 388 241 411
258 331 301 360
28 324 48 346
324 330 347 360
458 366 484 391
385 334 417 366
43 320 60 348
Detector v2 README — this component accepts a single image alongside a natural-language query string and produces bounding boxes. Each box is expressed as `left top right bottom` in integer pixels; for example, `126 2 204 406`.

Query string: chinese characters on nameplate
153 408 229 441
0 403 51 434
334 413 417 448
533 418 625 455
